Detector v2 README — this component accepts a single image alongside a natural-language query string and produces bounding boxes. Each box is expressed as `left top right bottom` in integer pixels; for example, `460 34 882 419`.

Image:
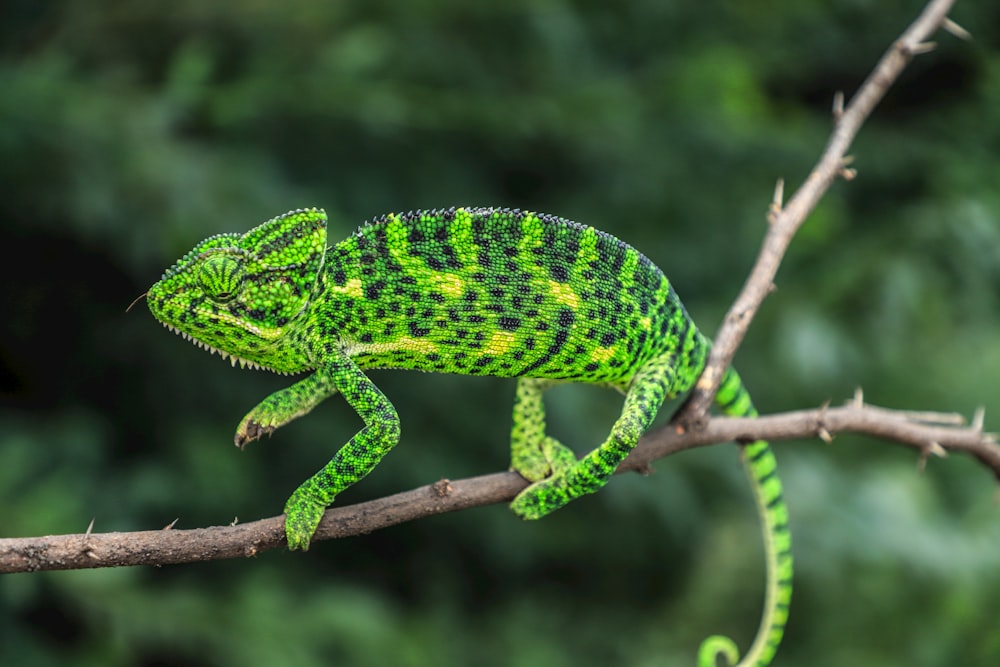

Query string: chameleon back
313 207 707 389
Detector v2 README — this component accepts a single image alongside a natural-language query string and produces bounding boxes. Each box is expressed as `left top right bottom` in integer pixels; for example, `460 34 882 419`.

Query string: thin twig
0 400 995 574
677 0 961 428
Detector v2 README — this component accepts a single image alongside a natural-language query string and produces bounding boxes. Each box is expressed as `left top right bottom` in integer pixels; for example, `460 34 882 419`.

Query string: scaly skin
148 207 791 666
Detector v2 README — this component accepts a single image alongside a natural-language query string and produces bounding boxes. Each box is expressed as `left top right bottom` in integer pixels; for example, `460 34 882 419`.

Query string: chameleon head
147 208 328 374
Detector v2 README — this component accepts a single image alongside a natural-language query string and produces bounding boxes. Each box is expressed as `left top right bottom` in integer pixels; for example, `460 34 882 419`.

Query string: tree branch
677 0 962 428
1 398 995 574
2 0 983 577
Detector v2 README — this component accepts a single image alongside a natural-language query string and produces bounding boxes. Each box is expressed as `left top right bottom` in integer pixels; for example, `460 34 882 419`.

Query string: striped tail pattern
697 367 793 667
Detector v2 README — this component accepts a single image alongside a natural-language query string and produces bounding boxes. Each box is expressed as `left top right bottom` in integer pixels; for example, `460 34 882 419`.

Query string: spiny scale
159 322 282 373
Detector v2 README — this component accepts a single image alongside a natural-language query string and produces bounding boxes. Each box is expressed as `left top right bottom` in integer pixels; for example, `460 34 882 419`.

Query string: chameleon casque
148 207 792 667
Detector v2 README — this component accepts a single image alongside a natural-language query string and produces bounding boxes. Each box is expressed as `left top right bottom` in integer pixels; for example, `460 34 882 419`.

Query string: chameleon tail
697 367 792 667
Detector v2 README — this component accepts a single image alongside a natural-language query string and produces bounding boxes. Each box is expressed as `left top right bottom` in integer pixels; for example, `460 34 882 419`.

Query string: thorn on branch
832 91 845 122
817 399 832 442
837 155 857 181
907 41 938 56
768 178 785 224
918 442 948 472
85 517 95 537
852 387 865 409
163 518 179 530
972 406 986 432
942 17 972 41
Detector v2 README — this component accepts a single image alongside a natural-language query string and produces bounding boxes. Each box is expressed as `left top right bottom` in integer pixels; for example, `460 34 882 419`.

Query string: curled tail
697 367 792 667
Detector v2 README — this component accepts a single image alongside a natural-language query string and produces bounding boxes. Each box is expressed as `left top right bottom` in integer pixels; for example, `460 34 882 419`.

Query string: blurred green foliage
1 1 998 665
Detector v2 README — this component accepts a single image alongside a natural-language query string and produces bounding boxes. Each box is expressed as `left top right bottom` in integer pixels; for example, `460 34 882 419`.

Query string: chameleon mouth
159 322 286 374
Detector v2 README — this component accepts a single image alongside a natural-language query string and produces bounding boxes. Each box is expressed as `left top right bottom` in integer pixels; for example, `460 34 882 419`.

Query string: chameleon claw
235 420 274 449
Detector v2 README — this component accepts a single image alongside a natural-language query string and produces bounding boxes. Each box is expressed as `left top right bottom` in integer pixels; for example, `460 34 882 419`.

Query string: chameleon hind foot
510 434 581 519
510 470 583 520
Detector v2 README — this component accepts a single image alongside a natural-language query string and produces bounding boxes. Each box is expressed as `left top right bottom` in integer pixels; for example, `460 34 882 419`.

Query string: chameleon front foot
235 374 333 449
283 484 330 551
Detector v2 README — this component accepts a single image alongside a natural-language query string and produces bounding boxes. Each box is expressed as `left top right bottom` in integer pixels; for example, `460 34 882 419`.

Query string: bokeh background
2 1 999 665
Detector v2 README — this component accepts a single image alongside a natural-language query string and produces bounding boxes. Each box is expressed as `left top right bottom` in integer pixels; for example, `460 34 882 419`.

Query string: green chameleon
148 207 792 667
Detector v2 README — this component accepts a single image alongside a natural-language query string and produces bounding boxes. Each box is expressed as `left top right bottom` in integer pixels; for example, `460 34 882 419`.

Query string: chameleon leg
282 358 401 551
698 367 792 667
235 372 341 448
510 355 674 520
509 377 577 483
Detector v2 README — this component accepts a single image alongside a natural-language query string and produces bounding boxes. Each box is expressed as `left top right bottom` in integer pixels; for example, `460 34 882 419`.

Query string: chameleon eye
199 254 244 303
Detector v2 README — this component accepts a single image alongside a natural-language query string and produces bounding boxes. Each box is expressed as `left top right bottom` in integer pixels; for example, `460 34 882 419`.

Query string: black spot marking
498 317 521 331
366 280 386 300
520 329 569 375
408 322 431 337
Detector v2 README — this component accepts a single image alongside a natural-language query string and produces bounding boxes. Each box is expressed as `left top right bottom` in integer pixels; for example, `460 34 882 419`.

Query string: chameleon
147 206 792 667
